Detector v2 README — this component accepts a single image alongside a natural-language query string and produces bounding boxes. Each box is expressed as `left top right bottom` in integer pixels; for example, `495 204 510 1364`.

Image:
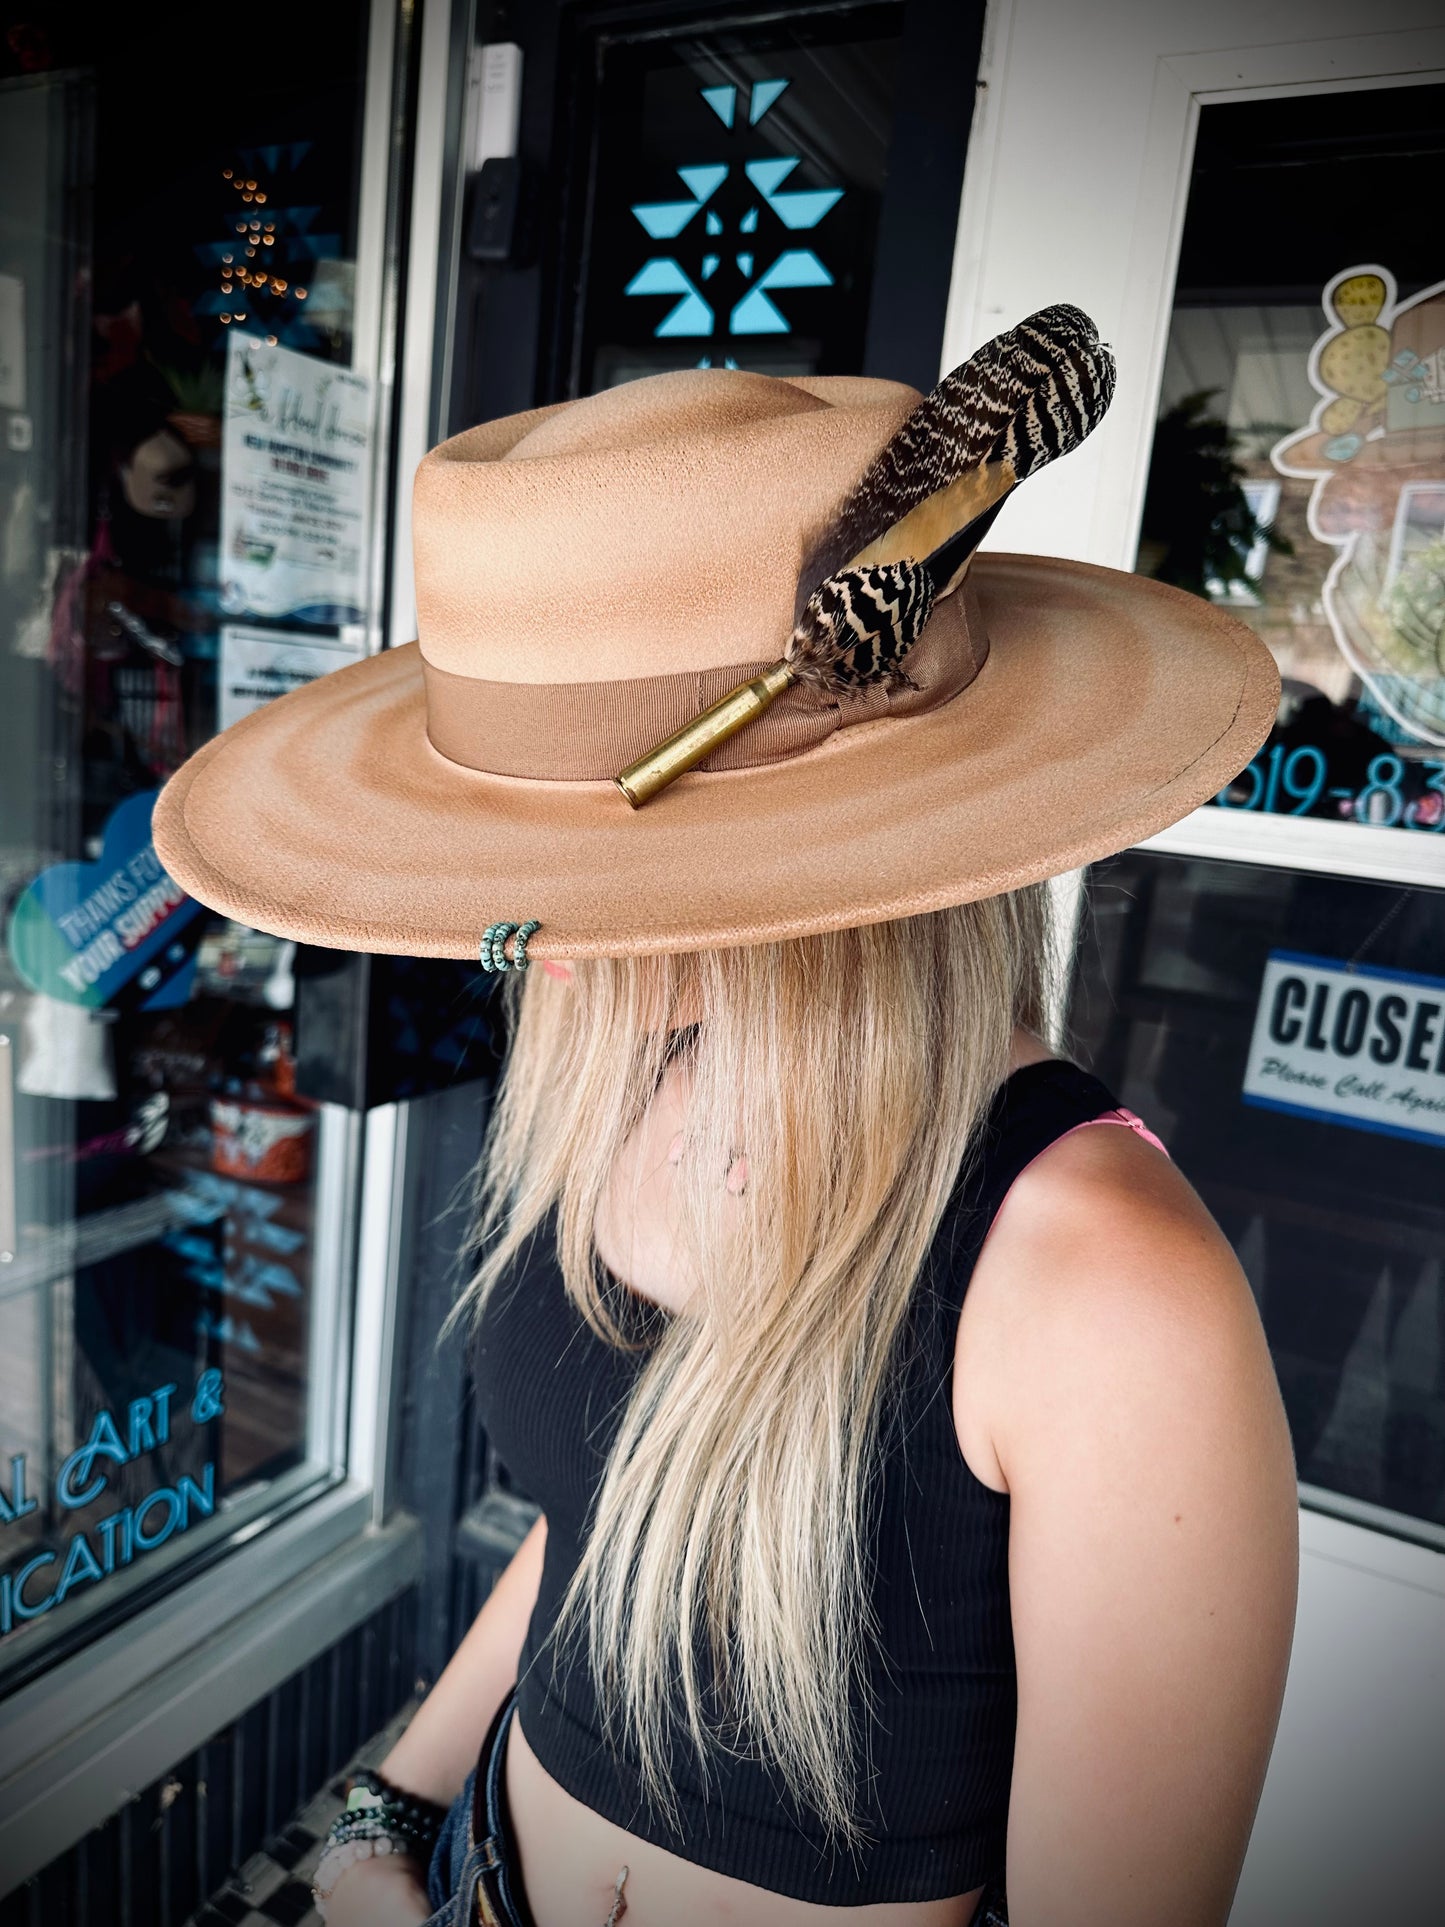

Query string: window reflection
1071 852 1445 1540
0 1 371 1680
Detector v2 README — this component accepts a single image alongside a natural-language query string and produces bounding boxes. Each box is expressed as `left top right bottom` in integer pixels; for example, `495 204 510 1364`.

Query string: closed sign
1243 951 1445 1146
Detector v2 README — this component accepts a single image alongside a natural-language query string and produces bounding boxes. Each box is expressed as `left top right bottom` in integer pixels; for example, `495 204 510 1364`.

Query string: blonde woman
152 321 1298 1927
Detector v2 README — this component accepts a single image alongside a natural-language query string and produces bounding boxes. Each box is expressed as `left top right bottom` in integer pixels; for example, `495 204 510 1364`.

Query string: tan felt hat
152 366 1279 962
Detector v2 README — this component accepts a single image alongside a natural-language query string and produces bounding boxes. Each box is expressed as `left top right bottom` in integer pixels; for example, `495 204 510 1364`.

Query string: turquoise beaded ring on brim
479 919 540 972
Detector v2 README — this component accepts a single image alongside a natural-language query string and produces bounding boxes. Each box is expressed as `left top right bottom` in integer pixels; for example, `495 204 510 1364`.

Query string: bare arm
380 1510 547 1802
958 1127 1298 1925
325 1513 546 1924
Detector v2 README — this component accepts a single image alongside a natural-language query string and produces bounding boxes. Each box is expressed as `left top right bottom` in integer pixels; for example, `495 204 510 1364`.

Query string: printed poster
1243 950 1445 1147
220 333 371 624
5 792 204 1012
218 623 366 730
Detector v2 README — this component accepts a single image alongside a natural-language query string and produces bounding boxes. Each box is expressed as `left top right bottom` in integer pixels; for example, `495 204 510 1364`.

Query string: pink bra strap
1071 1107 1169 1156
978 1104 1171 1266
1013 1107 1170 1188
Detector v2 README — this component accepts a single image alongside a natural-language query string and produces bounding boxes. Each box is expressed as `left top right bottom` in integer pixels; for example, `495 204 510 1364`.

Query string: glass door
0 1 397 1686
946 8 1445 1921
1086 80 1445 1551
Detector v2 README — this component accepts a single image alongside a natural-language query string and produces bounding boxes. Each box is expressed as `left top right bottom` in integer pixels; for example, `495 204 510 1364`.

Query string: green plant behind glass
1138 389 1291 598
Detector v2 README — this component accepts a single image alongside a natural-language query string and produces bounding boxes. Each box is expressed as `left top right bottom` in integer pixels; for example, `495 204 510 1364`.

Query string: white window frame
948 3 1445 891
0 1105 419 1884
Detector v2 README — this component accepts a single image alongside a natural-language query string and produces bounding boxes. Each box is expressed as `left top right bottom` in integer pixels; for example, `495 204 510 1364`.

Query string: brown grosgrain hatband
421 579 989 781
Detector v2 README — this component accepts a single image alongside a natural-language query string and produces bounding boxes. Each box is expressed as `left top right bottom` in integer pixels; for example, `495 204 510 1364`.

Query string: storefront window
1071 852 1445 1546
0 4 388 1682
1138 84 1445 831
569 3 903 391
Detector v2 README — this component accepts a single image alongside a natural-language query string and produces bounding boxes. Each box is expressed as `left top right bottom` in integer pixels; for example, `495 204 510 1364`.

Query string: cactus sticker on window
1272 266 1445 750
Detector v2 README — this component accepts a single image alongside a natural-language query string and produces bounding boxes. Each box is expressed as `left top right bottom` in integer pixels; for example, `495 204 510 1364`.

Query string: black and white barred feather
784 304 1116 693
787 561 935 691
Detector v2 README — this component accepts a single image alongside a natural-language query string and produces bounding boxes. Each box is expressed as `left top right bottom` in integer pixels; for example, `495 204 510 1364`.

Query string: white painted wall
1235 1513 1445 1923
945 1 1445 568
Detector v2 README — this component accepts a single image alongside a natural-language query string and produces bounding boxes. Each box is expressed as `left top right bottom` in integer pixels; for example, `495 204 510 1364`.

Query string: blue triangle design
705 209 722 235
700 85 736 127
749 78 790 124
745 158 799 198
626 259 714 337
632 200 703 239
626 259 693 296
766 187 844 231
676 164 728 203
730 286 790 335
757 248 833 290
656 288 714 337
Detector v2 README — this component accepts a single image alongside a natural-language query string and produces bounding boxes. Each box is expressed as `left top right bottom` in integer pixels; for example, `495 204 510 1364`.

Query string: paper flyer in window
219 333 372 625
218 623 366 731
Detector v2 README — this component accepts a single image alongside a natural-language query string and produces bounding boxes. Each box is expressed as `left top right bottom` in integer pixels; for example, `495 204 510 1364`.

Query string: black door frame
454 0 986 431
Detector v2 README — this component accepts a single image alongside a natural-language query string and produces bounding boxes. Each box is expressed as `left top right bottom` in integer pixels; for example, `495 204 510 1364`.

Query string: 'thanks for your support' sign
1243 951 1445 1147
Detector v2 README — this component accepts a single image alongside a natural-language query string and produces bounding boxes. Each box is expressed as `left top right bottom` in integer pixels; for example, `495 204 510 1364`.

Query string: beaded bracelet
312 1835 411 1918
346 1768 449 1831
310 1772 447 1919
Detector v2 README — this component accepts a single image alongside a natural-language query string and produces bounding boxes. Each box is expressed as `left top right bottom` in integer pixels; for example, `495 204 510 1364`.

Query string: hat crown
411 370 919 686
504 367 827 461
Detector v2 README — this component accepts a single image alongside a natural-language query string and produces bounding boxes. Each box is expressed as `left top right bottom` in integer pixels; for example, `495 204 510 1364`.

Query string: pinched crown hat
152 306 1278 964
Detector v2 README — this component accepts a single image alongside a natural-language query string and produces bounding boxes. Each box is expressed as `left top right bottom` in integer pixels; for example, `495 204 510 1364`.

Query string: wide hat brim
152 553 1277 961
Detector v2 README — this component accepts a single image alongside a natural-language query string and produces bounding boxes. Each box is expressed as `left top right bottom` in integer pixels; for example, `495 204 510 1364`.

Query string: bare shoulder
952 1110 1293 1503
953 1111 1300 1919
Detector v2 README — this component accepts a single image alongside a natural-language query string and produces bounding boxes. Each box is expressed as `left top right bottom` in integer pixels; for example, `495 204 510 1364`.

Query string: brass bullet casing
615 661 796 808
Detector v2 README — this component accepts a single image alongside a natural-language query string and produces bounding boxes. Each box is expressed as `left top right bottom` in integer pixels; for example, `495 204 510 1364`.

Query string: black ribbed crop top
471 1059 1122 1904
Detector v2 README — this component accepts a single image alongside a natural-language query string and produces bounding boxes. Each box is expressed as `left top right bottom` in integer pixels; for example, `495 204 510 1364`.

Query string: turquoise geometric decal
624 78 842 341
624 259 713 335
678 164 729 201
630 162 728 239
745 158 797 196
744 157 844 231
749 78 789 123
701 85 737 127
730 249 833 334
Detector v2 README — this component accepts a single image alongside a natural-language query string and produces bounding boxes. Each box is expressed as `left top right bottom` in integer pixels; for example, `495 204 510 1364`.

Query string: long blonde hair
457 890 1055 1842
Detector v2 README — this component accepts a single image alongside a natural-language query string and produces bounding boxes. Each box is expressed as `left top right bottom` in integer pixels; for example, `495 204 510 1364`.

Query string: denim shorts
424 1692 535 1927
424 1689 1009 1927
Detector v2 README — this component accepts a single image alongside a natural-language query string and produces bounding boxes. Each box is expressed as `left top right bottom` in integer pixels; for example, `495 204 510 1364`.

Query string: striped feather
785 561 934 690
785 304 1115 690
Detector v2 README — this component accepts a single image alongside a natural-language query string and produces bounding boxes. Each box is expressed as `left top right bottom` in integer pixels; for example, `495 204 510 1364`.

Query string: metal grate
0 1589 419 1927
